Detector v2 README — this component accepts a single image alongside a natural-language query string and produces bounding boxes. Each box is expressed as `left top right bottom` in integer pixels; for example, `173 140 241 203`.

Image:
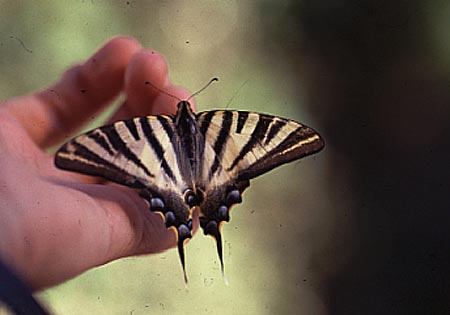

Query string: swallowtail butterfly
54 82 324 282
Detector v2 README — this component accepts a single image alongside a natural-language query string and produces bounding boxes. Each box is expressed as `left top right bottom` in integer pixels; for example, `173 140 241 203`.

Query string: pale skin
0 37 197 290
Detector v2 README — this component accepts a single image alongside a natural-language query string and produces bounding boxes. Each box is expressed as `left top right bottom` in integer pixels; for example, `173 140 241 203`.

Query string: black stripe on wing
199 110 217 136
139 117 176 182
227 114 271 171
125 119 140 140
157 115 175 140
87 132 114 155
209 111 233 179
236 111 249 134
102 125 153 177
156 115 183 176
264 119 287 145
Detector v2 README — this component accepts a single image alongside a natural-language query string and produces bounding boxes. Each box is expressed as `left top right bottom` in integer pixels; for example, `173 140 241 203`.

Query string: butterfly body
55 100 324 281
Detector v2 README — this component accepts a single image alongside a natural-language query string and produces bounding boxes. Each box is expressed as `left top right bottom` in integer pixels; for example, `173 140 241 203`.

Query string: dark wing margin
237 122 324 181
55 140 149 188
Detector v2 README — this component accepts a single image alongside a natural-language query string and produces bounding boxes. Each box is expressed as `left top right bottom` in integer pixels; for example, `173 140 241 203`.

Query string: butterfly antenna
144 81 182 102
225 78 249 109
186 77 219 102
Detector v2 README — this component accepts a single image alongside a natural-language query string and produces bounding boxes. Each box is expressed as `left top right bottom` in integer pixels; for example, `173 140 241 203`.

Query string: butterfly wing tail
199 180 249 277
177 224 191 283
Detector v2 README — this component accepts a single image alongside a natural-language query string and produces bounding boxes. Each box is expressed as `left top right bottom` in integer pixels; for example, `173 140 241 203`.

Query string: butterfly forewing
196 110 323 183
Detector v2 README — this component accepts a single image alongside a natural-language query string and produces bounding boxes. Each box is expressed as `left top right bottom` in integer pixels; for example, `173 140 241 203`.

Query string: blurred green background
1 1 450 314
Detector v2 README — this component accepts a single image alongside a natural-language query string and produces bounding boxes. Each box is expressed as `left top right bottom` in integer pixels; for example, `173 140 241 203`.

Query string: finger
91 183 178 257
125 50 169 115
21 181 176 289
75 182 178 260
105 49 170 123
3 36 142 148
114 50 195 120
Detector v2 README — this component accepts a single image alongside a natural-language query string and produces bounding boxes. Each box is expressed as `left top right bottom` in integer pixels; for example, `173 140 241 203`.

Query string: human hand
0 37 193 290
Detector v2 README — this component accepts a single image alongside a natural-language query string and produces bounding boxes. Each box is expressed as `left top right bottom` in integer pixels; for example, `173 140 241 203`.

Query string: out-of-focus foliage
259 1 450 314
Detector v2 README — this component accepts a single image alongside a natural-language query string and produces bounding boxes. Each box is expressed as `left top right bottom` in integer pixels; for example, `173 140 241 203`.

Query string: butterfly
54 81 324 282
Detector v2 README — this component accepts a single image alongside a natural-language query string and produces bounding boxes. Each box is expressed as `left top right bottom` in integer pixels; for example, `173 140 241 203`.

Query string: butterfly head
176 100 195 116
